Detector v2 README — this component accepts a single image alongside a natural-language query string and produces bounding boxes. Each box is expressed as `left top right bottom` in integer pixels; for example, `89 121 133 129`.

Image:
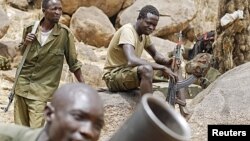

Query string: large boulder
0 41 18 60
0 9 10 39
141 36 176 60
61 0 134 17
188 62 250 141
191 0 219 35
2 6 41 41
116 0 197 37
7 0 29 11
70 6 115 47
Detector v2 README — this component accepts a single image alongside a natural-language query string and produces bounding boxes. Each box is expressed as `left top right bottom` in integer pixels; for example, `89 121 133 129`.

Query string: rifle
1 21 40 112
166 31 197 108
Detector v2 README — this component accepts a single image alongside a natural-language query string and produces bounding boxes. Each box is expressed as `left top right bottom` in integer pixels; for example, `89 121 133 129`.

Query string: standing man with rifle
102 5 178 96
4 0 84 128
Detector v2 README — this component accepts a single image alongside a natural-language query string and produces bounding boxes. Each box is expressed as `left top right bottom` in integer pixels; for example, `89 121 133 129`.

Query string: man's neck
41 20 55 32
134 23 142 36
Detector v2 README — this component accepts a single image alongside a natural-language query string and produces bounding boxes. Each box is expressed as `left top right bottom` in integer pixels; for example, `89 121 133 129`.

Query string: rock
7 0 29 11
189 62 250 141
60 62 105 88
116 0 197 37
0 41 19 61
191 0 219 35
98 90 166 141
61 0 134 17
70 6 115 47
0 9 10 39
76 42 98 62
59 14 71 27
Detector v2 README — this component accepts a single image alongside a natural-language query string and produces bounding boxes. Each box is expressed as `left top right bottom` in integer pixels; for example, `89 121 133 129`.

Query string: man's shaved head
44 83 104 141
51 83 102 111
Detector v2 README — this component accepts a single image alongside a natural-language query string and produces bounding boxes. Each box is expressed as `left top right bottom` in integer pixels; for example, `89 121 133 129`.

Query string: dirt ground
0 72 14 124
0 70 193 141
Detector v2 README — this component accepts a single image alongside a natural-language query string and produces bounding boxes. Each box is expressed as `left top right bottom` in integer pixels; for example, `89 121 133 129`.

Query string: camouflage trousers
102 67 140 92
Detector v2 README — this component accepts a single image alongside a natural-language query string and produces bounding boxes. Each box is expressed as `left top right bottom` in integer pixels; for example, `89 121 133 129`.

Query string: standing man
14 0 84 128
0 83 104 141
102 5 177 95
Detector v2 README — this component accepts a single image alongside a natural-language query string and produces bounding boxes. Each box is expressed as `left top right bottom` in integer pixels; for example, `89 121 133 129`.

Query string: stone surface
116 0 197 37
70 6 115 47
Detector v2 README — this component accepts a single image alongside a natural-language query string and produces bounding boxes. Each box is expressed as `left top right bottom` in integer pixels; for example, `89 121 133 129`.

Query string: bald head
44 83 105 141
51 83 102 110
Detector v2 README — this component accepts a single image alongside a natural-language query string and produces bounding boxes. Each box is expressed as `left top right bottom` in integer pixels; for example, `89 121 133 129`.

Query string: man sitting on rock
0 83 104 141
102 5 178 96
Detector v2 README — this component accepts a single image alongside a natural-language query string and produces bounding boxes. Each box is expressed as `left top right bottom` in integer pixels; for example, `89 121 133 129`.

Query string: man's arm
122 44 165 69
73 68 85 83
122 44 177 81
145 44 172 67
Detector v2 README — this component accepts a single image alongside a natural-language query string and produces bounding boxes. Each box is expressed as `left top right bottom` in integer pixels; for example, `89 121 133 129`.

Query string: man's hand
162 67 178 83
23 33 36 47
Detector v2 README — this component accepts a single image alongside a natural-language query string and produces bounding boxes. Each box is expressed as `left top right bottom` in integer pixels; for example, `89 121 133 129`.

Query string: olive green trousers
14 95 46 128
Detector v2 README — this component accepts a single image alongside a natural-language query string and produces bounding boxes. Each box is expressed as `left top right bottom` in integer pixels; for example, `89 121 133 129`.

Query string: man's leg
104 67 140 92
137 65 154 95
26 99 47 128
14 95 29 126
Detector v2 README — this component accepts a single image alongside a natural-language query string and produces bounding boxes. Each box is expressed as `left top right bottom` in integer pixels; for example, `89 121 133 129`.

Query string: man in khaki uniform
102 5 177 95
14 0 84 128
0 83 104 141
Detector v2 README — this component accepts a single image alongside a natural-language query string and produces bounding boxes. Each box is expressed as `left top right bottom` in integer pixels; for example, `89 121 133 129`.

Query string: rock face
189 62 250 141
213 0 250 73
70 6 116 47
0 9 9 39
116 0 197 37
7 0 29 11
191 0 219 35
61 0 134 17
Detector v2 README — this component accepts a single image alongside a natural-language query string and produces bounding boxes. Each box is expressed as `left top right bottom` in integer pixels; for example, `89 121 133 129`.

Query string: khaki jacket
15 19 82 102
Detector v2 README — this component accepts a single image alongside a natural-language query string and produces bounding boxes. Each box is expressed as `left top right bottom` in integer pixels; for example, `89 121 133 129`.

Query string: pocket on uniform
47 49 64 65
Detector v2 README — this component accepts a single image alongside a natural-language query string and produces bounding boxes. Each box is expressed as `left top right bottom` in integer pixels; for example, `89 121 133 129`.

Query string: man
102 5 177 95
0 83 104 141
14 0 84 128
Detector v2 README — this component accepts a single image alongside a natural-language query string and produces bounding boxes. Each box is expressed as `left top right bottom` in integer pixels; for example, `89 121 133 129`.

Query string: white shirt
40 29 52 46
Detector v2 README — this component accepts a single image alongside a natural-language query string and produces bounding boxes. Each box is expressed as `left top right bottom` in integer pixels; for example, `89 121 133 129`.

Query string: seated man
102 5 177 96
0 83 104 141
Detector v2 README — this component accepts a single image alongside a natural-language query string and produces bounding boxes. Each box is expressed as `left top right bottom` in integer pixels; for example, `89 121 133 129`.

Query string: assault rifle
1 21 40 112
166 31 197 107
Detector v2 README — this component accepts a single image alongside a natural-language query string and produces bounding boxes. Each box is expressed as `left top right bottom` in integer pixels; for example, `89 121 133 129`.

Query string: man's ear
44 103 55 122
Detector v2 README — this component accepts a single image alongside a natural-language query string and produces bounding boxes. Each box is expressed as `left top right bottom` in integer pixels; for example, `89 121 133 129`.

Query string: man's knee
138 65 153 78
